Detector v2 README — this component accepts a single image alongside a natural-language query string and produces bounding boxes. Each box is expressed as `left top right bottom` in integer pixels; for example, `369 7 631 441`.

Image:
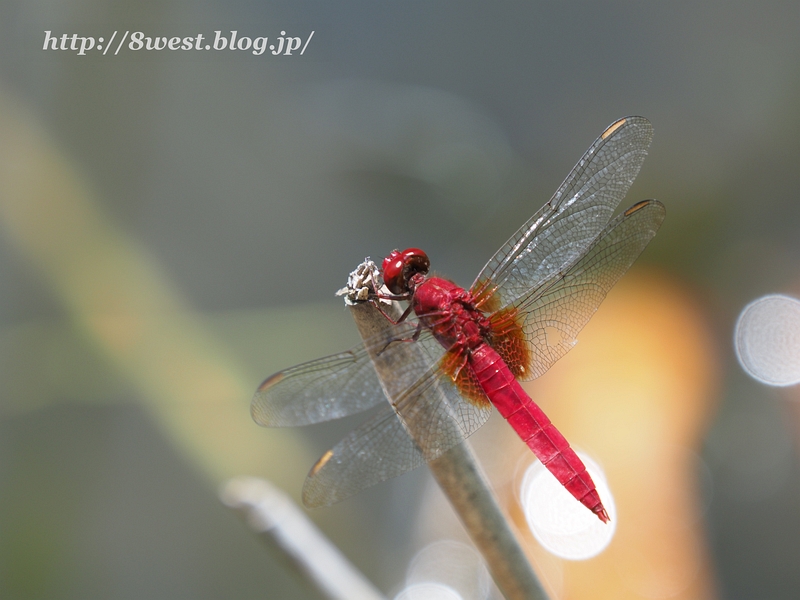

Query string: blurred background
2 1 800 598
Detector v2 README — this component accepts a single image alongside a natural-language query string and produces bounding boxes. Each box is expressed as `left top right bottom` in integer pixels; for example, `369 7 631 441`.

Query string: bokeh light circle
394 583 463 600
404 541 490 600
735 294 800 386
519 452 616 560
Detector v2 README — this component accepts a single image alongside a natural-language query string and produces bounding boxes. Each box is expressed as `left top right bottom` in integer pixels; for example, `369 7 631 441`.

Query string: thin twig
349 301 549 600
221 477 387 600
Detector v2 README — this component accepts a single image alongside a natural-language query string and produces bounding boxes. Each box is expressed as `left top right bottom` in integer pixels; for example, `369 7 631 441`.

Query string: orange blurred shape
513 269 721 599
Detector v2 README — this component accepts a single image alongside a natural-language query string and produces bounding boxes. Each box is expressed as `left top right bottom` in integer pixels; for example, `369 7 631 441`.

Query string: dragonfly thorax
412 277 490 351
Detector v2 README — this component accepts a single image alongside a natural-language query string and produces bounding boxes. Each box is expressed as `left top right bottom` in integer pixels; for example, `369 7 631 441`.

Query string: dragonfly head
382 248 430 295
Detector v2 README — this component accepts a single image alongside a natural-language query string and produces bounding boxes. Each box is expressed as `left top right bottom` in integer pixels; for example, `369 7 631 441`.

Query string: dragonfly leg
377 321 424 356
371 297 415 325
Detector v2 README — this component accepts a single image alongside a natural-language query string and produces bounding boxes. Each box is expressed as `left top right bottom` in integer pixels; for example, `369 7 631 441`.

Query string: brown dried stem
349 301 549 600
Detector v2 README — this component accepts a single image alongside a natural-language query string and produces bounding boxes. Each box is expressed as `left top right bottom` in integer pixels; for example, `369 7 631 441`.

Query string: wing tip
623 199 652 215
301 487 323 509
601 117 627 139
257 371 284 392
601 115 653 141
251 372 285 426
302 450 337 508
309 449 334 477
623 199 666 223
249 399 268 425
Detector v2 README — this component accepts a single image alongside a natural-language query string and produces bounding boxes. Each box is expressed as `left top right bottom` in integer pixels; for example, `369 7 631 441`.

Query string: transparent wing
254 305 493 505
302 363 492 507
513 199 665 380
471 116 653 309
252 321 433 426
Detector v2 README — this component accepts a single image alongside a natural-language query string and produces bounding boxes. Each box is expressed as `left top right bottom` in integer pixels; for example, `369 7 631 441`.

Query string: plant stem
221 477 387 600
349 301 549 600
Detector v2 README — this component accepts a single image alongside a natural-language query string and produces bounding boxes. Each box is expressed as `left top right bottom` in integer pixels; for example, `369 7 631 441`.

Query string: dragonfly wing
514 199 665 380
471 116 653 309
302 363 493 507
252 321 431 426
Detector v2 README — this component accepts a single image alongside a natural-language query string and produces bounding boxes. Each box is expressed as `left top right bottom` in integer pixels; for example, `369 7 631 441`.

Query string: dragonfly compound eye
382 248 430 294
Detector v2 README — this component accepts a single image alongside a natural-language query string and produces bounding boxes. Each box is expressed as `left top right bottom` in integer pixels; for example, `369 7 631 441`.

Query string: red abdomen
469 344 609 523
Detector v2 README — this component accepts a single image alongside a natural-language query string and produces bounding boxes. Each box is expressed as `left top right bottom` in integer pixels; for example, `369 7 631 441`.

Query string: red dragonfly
252 116 664 522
